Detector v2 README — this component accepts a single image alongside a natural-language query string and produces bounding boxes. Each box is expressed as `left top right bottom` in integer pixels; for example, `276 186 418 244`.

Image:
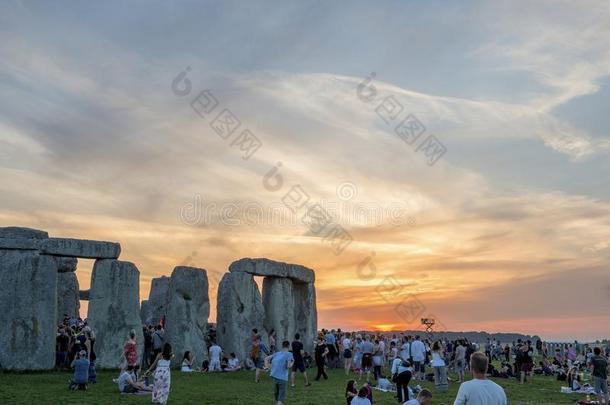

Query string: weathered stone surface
140 300 151 324
229 258 315 283
262 277 296 344
293 282 317 352
0 227 48 239
40 238 121 259
216 272 267 362
143 276 170 326
0 250 57 370
164 266 210 367
87 259 143 369
0 238 40 250
55 257 78 273
57 272 80 322
79 289 90 301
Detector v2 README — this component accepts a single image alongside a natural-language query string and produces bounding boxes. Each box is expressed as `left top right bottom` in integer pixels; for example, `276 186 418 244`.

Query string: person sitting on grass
265 340 294 405
118 365 152 394
181 351 195 372
404 388 433 405
350 386 372 405
69 350 90 391
227 353 241 371
345 379 358 404
454 352 507 405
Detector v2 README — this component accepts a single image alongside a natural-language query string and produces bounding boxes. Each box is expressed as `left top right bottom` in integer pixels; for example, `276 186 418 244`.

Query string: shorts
292 360 306 373
253 357 264 369
343 349 352 359
521 362 533 373
273 377 287 401
593 376 608 395
455 359 465 372
362 353 373 369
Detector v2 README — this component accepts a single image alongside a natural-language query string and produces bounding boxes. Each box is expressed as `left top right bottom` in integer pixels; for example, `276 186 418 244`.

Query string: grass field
0 366 588 404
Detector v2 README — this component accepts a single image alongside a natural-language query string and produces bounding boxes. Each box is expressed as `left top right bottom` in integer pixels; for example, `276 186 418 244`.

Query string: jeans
273 377 287 401
433 366 448 392
88 360 97 383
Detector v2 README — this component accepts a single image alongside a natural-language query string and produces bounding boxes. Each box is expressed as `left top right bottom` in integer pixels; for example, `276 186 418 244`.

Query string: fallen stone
164 266 210 367
0 250 57 370
57 272 80 323
0 227 49 239
87 259 143 369
229 258 315 283
216 272 267 362
55 257 78 273
40 238 121 259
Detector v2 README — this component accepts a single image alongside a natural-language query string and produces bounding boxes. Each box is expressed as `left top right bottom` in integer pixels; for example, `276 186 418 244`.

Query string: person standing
431 341 448 393
342 333 353 376
265 340 294 405
589 347 608 405
391 356 412 403
410 335 426 381
315 336 329 381
123 330 138 373
209 340 223 372
148 343 173 405
360 335 374 383
454 340 466 383
151 325 164 364
290 333 311 387
454 352 507 405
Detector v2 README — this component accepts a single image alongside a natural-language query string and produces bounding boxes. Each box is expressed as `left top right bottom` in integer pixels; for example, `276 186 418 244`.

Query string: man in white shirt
454 352 507 405
410 336 427 381
404 388 432 405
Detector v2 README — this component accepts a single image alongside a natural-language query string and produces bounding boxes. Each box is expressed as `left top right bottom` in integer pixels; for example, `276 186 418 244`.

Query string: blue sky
1 0 610 340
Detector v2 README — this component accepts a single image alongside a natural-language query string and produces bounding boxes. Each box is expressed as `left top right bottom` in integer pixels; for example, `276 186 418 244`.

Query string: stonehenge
218 258 317 361
216 271 268 361
0 226 317 371
57 271 80 322
87 259 143 369
164 267 210 367
0 249 57 370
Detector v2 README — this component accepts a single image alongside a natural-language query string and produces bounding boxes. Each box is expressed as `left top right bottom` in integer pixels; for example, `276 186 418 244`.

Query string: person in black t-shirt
56 327 70 369
314 336 329 381
589 347 608 405
290 333 311 387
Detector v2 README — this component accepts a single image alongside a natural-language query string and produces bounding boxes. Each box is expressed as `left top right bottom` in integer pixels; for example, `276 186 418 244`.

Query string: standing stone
144 276 170 326
164 266 210 367
262 277 296 344
56 257 78 273
57 272 80 323
40 238 121 259
0 250 57 370
293 282 317 352
216 272 267 362
140 300 152 325
87 259 143 369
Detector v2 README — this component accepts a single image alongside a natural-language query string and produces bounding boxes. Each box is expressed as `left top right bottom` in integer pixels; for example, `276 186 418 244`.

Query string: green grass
0 367 588 404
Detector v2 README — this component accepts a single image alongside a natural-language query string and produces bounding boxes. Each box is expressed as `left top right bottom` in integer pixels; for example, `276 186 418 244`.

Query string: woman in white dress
147 343 173 404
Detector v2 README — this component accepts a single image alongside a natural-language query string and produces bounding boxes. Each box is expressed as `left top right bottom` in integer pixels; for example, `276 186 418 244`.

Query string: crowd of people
56 316 609 405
